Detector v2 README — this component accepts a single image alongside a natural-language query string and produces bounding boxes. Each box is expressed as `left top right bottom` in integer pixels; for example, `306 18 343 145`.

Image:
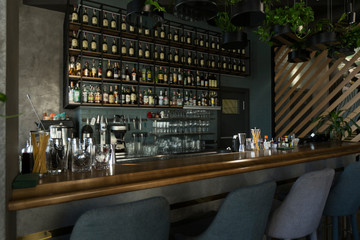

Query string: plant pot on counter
288 49 311 63
221 31 248 49
230 0 265 28
126 0 164 29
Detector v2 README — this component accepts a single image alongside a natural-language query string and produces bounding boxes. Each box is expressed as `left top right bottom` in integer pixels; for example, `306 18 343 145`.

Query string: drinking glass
94 144 112 170
71 138 91 172
46 138 68 174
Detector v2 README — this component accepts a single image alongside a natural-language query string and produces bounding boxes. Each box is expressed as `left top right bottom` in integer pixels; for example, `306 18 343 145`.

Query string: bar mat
12 173 40 189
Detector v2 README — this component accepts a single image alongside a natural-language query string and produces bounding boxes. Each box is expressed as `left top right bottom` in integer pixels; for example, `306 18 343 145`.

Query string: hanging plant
215 11 243 33
0 93 7 103
144 0 166 12
287 41 310 63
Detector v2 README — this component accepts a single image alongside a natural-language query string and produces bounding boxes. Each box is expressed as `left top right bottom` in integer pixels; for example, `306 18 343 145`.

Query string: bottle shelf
150 132 215 137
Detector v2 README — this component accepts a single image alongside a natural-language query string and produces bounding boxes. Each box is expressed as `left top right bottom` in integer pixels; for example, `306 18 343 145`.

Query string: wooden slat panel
274 63 298 92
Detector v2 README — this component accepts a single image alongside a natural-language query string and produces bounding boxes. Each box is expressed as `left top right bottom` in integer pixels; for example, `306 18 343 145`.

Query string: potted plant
215 11 248 49
309 18 339 50
312 110 360 141
287 41 311 63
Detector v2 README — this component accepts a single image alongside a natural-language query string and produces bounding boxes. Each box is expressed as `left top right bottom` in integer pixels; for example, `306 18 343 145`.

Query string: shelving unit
63 0 251 110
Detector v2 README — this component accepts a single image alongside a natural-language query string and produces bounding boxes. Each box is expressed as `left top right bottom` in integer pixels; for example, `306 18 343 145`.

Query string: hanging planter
328 47 355 59
287 49 311 63
126 0 165 29
310 31 338 47
173 0 217 22
222 31 248 49
230 0 265 28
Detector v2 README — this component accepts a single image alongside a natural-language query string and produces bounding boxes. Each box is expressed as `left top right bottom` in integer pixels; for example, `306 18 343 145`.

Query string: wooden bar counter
9 142 360 211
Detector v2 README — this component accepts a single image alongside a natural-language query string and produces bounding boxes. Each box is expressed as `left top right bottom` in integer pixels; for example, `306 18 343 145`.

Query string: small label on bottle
103 19 108 27
160 32 165 39
160 53 164 61
109 95 114 104
83 15 88 23
174 35 178 41
139 49 143 58
83 41 88 49
91 68 96 77
103 43 107 52
121 47 126 55
145 29 150 35
129 25 134 32
174 55 178 62
111 21 116 29
129 48 134 56
92 17 97 25
112 45 117 54
91 42 96 51
72 39 78 48
121 23 126 31
72 13 78 22
107 70 112 78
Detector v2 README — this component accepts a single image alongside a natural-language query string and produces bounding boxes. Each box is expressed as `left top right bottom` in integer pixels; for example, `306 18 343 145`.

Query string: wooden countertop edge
8 145 360 211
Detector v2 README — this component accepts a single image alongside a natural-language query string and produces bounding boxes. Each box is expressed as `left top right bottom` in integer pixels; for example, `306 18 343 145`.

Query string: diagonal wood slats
274 47 360 142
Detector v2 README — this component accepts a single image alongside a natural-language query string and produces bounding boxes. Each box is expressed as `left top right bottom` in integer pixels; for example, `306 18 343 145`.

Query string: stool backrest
267 168 335 239
196 180 276 240
325 161 360 216
70 196 170 240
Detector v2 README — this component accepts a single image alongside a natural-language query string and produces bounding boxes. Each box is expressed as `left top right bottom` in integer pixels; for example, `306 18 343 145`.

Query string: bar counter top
9 142 360 211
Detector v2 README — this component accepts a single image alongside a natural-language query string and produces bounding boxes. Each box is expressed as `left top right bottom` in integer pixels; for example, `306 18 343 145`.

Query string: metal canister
232 134 239 152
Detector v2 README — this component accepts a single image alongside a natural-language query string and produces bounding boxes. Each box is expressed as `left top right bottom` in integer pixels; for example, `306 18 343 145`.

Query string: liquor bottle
158 90 164 106
173 68 178 84
233 59 237 72
154 27 159 38
177 90 182 106
98 61 102 78
110 13 116 30
103 86 109 104
228 58 232 71
181 51 185 64
211 56 216 68
158 67 164 84
138 90 143 105
74 83 81 103
186 32 191 44
137 43 143 58
143 90 149 105
154 91 158 105
241 60 246 73
129 41 134 57
71 5 78 23
68 82 74 103
141 67 146 82
102 36 107 53
144 27 150 36
200 53 205 67
106 60 113 79
91 9 98 26
146 66 152 82
222 57 227 70
168 28 172 40
171 90 176 106
111 38 117 54
90 59 97 77
169 68 173 84
160 26 165 39
242 48 246 55
125 87 131 104
125 64 130 81
197 93 201 106
138 26 143 35
129 23 135 33
113 62 119 79
82 7 89 24
121 15 126 31
180 31 185 43
90 34 97 51
216 38 220 50
121 40 127 56
82 32 88 50
192 92 197 106
207 56 211 68
145 44 150 58
148 89 154 105
211 36 215 49
196 71 200 86
205 36 209 48
82 85 88 103
174 29 179 42
160 47 165 61
194 34 198 46
168 49 173 62
121 87 125 104
174 49 179 63
204 73 209 87
75 57 81 76
184 90 189 105
95 86 101 103
163 67 168 84
164 90 169 105
200 72 205 87
177 68 182 85
103 12 108 28
114 86 119 104
69 56 76 75
199 34 204 47
83 61 90 77
193 53 198 66
154 46 158 60
186 70 192 86
131 67 137 81
187 52 192 65
71 31 78 49
88 85 94 103
108 86 114 104
189 91 193 106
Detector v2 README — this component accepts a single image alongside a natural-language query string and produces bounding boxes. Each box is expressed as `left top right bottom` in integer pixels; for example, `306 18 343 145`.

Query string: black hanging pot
288 49 311 63
272 24 292 37
310 32 338 47
328 47 355 59
126 0 164 29
230 0 265 28
174 0 217 22
221 31 248 49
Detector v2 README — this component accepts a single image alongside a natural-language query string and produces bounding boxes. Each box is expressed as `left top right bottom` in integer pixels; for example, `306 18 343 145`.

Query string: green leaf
0 93 7 102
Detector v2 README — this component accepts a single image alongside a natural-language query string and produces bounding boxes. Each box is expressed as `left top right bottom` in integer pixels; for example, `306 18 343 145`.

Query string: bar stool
174 180 276 240
70 196 170 240
324 161 360 240
266 168 335 240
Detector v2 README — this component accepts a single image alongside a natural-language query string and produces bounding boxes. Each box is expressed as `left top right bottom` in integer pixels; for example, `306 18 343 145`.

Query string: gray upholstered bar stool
174 180 276 240
266 168 335 240
70 196 170 240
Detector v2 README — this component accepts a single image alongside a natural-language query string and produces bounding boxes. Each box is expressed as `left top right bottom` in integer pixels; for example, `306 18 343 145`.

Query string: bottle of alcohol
194 34 198 46
111 38 117 54
141 67 146 82
83 61 90 77
216 38 220 50
187 52 192 65
200 72 205 87
241 60 246 73
82 7 89 24
163 67 168 84
160 47 165 61
158 67 164 84
154 46 158 60
205 35 209 48
138 89 143 105
129 23 135 33
102 36 107 53
114 86 119 104
90 59 97 77
233 59 237 72
174 29 179 42
138 25 143 35
131 67 137 81
227 58 232 71
88 85 94 103
204 73 209 87
74 83 81 103
121 15 126 31
187 70 192 86
168 49 173 62
144 27 150 36
184 90 189 105
164 90 169 105
180 31 185 43
113 62 119 79
98 61 102 78
177 90 182 106
69 56 76 76
125 64 130 81
200 54 205 67
71 31 78 49
154 27 159 38
91 9 98 26
110 14 116 30
145 44 150 58
158 90 164 106
199 34 204 47
68 82 74 103
138 43 143 58
171 90 176 106
181 51 185 64
121 40 127 56
174 49 179 63
154 91 158 105
193 53 198 66
211 36 216 49
186 32 191 44
71 5 78 23
222 57 227 70
103 12 108 28
103 85 109 104
130 86 137 104
160 26 165 39
168 28 172 40
196 71 200 86
121 87 125 104
82 32 88 50
143 90 149 105
177 68 183 85
90 34 97 51
183 70 188 86
129 41 134 57
169 68 173 84
106 60 113 79
108 86 114 104
211 56 216 68
95 86 102 103
125 87 131 104
75 57 81 76
148 89 154 105
173 68 178 84
146 66 152 82
82 85 88 103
